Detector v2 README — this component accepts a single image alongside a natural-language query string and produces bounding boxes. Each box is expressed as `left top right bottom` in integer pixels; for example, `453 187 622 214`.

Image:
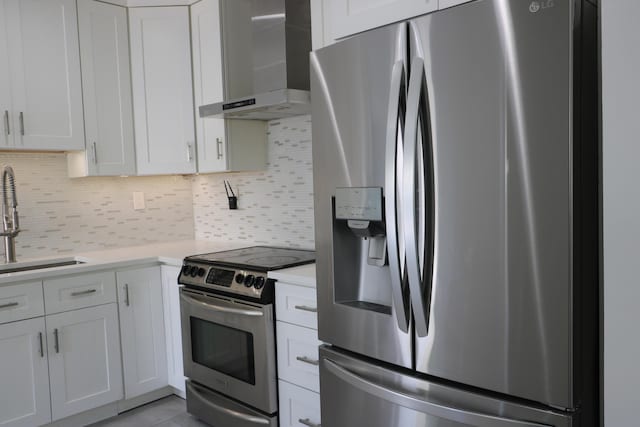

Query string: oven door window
190 317 256 385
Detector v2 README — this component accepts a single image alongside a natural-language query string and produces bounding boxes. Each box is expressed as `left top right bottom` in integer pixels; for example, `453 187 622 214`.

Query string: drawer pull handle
3 110 9 135
0 301 19 310
125 284 130 306
296 356 319 366
19 111 24 135
216 137 223 159
71 289 97 297
54 328 60 353
38 332 44 358
298 418 321 427
294 305 317 313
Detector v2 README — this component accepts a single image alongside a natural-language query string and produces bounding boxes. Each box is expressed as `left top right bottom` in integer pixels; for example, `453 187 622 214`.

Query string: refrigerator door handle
403 56 432 337
384 59 410 333
323 358 551 427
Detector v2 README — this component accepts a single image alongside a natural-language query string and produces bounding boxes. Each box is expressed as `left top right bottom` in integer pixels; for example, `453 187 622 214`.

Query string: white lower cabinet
0 317 51 427
161 265 185 396
276 322 321 393
47 303 123 421
278 380 321 427
117 266 168 399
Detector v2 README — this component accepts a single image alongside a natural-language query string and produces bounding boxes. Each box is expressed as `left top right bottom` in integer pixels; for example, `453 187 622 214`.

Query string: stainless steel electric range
178 246 315 427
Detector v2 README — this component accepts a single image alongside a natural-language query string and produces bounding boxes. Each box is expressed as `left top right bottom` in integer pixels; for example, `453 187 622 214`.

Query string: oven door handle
181 292 264 317
188 381 270 425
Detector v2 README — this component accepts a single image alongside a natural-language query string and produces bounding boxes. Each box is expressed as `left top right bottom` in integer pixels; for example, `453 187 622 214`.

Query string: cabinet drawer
276 282 318 329
277 321 321 393
44 271 117 314
0 281 44 324
278 380 321 427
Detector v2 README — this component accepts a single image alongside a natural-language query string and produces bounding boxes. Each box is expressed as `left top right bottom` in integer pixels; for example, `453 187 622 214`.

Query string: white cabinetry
0 0 84 151
0 317 51 427
47 303 123 421
161 265 185 396
190 0 266 173
68 0 136 177
117 266 168 399
129 6 196 175
273 265 321 427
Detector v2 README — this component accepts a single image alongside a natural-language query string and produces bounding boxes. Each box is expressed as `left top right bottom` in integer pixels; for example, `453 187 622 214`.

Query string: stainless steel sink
0 258 85 274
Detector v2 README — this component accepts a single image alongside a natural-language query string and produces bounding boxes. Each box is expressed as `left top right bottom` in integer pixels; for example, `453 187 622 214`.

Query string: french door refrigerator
310 0 599 426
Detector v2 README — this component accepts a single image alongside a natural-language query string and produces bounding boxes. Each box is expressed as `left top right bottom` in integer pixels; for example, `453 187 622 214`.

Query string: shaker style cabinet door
0 1 12 148
3 0 84 151
161 265 186 396
117 266 168 399
69 0 136 177
129 6 196 175
0 317 51 427
47 304 123 421
323 0 437 41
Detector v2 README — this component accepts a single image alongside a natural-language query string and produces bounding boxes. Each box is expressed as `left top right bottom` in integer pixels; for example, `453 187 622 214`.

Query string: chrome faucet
1 166 20 263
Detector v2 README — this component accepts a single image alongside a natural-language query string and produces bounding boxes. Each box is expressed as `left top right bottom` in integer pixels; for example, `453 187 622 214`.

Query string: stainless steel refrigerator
310 0 599 426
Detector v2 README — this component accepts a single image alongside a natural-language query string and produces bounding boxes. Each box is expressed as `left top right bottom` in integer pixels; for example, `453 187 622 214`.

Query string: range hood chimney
199 0 311 121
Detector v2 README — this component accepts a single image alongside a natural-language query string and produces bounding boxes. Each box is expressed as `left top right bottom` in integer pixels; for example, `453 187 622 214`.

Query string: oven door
180 287 278 414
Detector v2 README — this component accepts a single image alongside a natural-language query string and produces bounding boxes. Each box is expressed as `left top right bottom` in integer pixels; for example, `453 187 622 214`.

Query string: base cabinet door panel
47 303 123 421
117 266 168 399
161 265 185 395
0 317 51 427
278 380 321 427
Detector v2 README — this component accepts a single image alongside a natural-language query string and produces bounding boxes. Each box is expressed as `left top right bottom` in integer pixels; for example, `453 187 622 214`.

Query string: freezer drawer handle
323 358 550 427
188 381 269 425
181 292 263 317
298 418 320 427
296 356 319 366
294 305 317 313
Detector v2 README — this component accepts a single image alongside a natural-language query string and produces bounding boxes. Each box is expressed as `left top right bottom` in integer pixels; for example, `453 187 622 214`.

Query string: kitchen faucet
1 166 19 263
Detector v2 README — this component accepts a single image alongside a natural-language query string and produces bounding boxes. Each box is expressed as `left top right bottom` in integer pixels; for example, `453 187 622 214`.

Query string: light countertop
269 263 316 288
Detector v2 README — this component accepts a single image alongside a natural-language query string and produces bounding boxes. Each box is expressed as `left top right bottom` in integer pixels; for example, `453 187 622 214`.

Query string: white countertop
268 263 316 288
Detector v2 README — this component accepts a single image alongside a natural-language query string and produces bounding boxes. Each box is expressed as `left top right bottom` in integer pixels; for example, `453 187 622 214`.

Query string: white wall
601 1 640 425
0 152 194 259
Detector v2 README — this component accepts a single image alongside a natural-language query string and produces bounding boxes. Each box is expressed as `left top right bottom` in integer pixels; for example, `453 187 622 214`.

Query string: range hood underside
199 89 310 120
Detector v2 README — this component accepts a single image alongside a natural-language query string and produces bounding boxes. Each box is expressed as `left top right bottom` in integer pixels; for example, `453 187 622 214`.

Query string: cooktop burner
186 246 315 271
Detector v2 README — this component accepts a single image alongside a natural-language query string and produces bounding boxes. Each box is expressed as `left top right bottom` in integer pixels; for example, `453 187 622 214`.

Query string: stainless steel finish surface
298 418 320 427
293 304 316 313
180 287 278 414
53 328 59 353
310 22 413 370
178 261 269 300
410 0 574 408
38 331 44 358
186 380 277 427
1 166 20 263
200 0 310 120
92 141 98 164
18 112 23 135
124 283 130 306
199 88 310 120
0 258 84 274
0 301 18 309
70 289 97 297
3 110 9 136
295 356 319 366
216 137 223 159
320 346 573 427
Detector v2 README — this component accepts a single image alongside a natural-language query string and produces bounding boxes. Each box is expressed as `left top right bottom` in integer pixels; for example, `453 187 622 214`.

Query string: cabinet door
278 380 321 427
0 317 51 427
324 0 437 41
117 266 168 399
73 0 136 176
0 1 13 147
129 6 196 175
4 0 84 151
161 265 185 396
47 303 123 421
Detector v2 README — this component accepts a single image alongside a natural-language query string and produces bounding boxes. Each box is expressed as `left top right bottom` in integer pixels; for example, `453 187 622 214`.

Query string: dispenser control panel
335 187 383 221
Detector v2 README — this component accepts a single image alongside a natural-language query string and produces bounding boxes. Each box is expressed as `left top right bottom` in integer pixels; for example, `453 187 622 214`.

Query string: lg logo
529 0 555 13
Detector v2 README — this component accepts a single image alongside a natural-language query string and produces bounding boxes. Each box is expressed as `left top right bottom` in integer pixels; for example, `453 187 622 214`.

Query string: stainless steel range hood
199 0 311 120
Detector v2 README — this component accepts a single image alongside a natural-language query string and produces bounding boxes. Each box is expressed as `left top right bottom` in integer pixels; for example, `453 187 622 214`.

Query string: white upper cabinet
129 6 196 175
190 0 266 173
69 0 136 177
1 0 84 151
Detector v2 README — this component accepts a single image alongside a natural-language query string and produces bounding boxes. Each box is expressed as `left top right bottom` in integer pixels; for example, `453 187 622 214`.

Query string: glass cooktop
186 246 315 272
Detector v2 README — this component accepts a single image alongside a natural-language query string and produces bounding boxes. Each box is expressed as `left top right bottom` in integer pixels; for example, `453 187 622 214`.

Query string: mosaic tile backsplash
0 152 195 259
192 115 315 249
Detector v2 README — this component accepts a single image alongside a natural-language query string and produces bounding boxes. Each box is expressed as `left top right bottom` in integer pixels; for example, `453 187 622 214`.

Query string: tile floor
89 396 209 427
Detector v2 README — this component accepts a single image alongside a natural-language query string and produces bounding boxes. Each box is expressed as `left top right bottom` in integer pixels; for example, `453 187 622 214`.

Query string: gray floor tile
88 396 205 427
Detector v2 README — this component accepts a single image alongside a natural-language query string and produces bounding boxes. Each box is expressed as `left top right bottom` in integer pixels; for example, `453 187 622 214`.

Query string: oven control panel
178 261 274 300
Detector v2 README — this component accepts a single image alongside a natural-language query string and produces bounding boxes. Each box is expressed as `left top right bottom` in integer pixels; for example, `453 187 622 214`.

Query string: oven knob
244 274 255 287
254 276 265 290
190 267 199 277
235 273 245 284
182 265 191 276
197 268 206 277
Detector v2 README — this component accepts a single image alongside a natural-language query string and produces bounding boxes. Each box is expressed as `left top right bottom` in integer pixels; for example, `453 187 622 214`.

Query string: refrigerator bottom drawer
320 346 575 427
186 380 278 427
